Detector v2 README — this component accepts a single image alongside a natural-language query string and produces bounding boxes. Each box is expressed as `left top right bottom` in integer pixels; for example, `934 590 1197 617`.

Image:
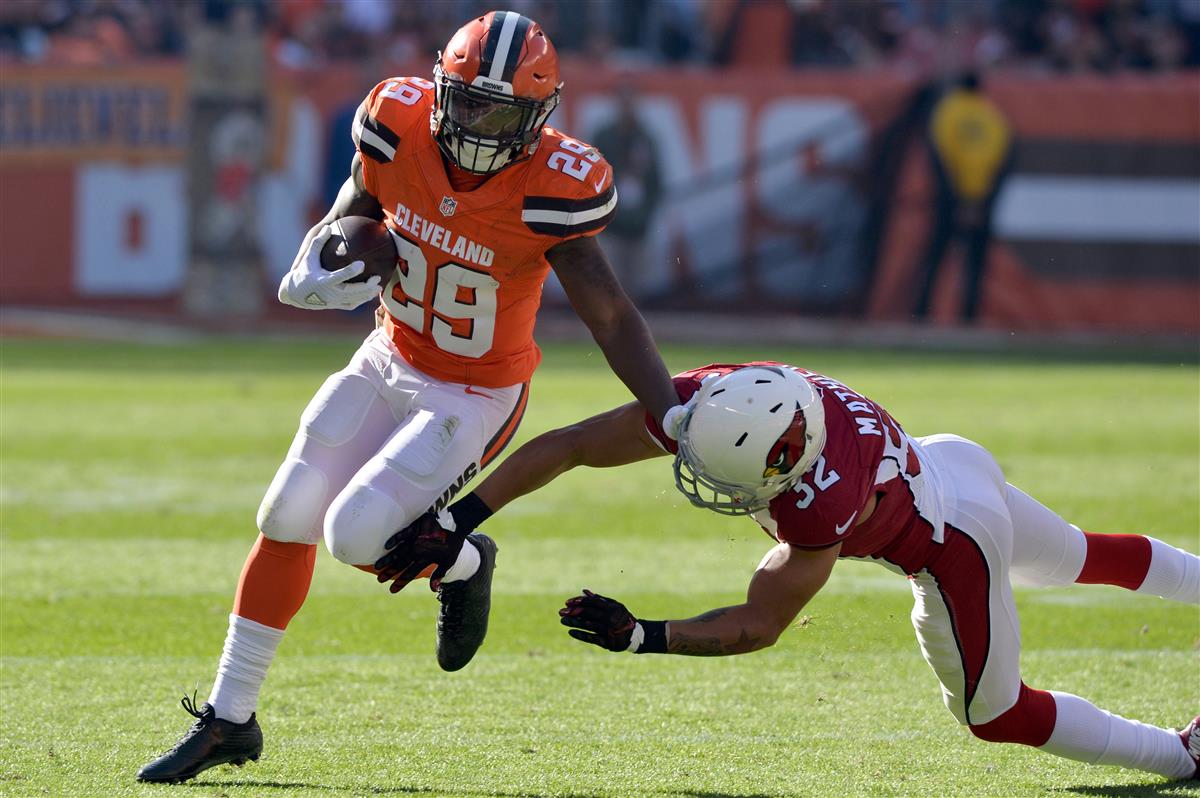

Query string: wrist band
625 623 645 653
449 492 493 533
633 620 668 654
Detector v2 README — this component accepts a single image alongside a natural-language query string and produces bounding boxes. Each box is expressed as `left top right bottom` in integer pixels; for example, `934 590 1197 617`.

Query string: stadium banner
0 61 1196 334
0 64 188 303
0 63 186 164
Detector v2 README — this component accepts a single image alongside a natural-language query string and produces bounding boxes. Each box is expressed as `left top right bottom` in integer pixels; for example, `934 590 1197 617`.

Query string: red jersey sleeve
643 363 769 454
644 375 703 454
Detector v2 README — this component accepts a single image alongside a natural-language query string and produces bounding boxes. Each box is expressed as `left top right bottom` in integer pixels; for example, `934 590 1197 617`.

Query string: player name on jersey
391 201 495 269
802 372 887 438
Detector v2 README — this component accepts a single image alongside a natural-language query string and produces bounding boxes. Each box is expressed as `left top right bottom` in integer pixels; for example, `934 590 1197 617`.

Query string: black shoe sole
136 752 260 784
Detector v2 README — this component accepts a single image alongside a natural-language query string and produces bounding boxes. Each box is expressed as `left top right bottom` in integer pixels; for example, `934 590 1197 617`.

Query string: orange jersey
351 76 618 388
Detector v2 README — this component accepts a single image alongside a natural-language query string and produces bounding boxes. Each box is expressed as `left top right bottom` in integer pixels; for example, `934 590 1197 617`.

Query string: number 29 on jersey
381 233 499 359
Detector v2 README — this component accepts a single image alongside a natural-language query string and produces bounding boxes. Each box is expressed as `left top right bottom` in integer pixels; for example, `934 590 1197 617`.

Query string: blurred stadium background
1 0 1197 345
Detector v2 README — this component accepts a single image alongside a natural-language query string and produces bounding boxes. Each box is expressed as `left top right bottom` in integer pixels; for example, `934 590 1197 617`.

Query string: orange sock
232 534 317 630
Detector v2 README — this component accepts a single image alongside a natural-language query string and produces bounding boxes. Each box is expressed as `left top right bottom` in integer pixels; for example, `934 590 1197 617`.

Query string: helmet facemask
433 63 559 175
674 431 780 516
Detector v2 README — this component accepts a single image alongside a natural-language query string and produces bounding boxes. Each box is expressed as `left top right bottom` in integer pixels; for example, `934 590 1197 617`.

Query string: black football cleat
436 532 498 672
136 694 263 784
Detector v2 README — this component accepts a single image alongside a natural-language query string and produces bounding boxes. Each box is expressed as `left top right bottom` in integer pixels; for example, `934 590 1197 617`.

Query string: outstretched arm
664 543 839 655
560 542 840 656
547 236 679 427
374 402 668 588
474 402 666 513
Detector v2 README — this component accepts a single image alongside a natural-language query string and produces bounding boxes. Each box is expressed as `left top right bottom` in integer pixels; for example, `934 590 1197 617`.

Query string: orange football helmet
433 10 561 174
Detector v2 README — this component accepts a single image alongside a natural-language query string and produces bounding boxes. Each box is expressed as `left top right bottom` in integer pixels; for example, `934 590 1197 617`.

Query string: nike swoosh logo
834 512 858 536
464 386 490 397
592 173 606 193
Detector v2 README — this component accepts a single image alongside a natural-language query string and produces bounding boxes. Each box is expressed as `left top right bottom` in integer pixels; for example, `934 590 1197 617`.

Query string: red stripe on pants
923 525 993 720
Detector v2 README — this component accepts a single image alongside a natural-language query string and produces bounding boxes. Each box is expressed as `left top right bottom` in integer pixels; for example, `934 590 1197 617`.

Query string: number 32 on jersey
381 233 499 359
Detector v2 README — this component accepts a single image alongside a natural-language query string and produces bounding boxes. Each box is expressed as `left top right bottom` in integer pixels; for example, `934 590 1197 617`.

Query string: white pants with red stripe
908 433 1022 726
907 434 1197 779
255 328 526 566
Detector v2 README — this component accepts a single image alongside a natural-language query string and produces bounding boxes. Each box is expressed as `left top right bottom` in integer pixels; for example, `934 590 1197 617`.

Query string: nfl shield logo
439 195 457 217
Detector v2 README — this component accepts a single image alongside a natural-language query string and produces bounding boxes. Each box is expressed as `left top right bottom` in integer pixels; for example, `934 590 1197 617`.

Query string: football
321 216 398 284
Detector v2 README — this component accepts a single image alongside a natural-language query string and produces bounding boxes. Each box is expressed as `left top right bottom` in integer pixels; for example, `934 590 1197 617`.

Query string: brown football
321 216 397 284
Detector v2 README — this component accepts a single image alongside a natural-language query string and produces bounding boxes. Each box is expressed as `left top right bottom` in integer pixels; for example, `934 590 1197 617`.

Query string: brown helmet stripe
480 11 531 84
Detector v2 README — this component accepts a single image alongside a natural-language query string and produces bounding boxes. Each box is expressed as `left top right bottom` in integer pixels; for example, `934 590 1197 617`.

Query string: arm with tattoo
665 543 839 656
561 542 840 656
667 606 764 656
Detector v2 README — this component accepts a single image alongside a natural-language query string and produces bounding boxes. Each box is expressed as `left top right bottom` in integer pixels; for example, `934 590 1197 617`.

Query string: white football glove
278 225 381 311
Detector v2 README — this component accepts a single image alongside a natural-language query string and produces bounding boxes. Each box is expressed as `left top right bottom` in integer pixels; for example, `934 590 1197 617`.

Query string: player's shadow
187 781 778 797
667 792 779 798
188 782 428 795
1060 782 1197 797
187 780 605 797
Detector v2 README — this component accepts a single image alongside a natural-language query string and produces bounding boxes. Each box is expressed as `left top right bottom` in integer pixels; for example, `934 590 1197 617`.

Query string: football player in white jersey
379 361 1200 782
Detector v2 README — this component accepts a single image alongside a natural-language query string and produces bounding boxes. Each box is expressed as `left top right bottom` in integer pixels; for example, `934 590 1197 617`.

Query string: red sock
1076 532 1152 591
969 683 1057 747
232 534 317 630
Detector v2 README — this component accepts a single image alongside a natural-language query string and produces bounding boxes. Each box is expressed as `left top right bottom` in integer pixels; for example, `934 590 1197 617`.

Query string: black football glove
559 590 639 651
374 510 465 593
374 492 494 593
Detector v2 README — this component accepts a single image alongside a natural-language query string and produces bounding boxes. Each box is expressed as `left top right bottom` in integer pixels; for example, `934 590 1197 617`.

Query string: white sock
208 614 285 723
1042 691 1194 779
1136 538 1200 604
440 539 481 583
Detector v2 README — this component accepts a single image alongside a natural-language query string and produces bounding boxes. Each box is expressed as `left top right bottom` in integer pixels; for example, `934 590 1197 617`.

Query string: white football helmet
674 366 826 515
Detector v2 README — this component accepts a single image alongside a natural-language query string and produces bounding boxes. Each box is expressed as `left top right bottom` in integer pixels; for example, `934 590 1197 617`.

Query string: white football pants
255 329 527 565
907 434 1197 778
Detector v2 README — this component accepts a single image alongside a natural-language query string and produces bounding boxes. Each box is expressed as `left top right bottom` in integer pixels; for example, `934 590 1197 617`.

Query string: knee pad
968 683 1057 747
301 372 380 447
257 458 329 545
323 483 410 566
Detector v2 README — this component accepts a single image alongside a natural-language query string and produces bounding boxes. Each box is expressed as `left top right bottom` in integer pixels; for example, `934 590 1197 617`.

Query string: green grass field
2 336 1198 798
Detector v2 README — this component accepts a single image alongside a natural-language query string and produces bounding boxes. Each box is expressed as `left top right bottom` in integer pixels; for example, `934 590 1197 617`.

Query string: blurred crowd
1 0 1197 72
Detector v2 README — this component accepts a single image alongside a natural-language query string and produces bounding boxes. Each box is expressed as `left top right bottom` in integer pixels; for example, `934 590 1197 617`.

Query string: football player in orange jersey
137 11 685 783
